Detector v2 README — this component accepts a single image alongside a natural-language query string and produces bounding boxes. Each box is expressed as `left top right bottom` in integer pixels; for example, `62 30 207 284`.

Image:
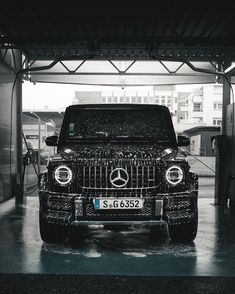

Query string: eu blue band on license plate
95 199 100 209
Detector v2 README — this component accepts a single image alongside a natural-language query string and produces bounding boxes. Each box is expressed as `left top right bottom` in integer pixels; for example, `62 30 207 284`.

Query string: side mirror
45 135 58 146
177 135 190 147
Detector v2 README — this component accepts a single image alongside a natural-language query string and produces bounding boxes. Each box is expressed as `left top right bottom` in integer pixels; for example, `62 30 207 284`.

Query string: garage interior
1 1 235 293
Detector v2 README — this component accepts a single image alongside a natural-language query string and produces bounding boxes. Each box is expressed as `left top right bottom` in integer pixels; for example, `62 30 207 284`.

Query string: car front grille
78 159 160 190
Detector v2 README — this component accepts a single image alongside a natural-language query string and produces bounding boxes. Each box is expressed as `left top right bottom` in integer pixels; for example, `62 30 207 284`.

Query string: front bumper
70 220 166 226
39 190 198 227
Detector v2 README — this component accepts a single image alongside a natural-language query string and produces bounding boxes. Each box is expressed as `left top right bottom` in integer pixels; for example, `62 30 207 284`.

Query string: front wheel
168 213 198 242
39 212 66 243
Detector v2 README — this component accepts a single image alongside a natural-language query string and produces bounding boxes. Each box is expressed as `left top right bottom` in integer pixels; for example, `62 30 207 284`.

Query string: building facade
73 86 179 121
178 84 223 126
71 84 224 134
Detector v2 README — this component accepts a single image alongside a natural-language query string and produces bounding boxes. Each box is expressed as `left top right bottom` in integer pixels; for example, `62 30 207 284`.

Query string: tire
39 212 66 243
168 211 198 242
149 224 167 240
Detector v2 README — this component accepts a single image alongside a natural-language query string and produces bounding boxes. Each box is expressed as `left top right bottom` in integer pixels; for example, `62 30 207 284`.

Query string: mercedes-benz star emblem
110 168 129 188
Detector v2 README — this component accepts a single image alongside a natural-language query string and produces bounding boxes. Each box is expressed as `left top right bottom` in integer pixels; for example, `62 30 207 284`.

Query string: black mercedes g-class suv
39 104 198 243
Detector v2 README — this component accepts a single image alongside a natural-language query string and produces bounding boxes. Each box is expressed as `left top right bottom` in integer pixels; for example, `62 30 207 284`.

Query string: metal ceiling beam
27 72 214 77
28 77 217 87
1 10 235 17
107 60 137 74
2 36 235 46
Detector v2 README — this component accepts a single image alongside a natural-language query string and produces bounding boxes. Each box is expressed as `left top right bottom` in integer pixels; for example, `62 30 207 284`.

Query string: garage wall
0 50 22 202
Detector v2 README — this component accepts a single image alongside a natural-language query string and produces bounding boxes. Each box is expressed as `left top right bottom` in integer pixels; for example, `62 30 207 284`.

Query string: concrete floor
0 196 235 277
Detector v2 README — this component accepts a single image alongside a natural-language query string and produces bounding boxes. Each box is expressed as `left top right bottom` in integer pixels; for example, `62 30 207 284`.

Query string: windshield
64 108 175 143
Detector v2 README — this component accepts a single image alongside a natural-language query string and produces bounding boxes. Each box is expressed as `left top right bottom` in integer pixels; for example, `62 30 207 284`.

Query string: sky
22 81 200 110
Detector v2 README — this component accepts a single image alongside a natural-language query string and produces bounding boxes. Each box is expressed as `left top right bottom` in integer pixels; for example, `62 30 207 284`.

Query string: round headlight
54 165 72 185
165 166 183 185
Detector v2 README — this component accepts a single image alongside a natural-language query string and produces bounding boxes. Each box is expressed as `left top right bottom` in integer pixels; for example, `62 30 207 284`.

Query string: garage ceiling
1 1 235 85
1 1 235 60
26 59 219 86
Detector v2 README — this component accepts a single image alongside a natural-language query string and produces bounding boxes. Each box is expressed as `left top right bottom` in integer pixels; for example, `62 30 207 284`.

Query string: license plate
94 198 144 210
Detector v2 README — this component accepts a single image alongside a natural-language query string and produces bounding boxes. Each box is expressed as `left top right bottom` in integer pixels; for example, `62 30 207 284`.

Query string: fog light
75 198 83 218
155 200 163 217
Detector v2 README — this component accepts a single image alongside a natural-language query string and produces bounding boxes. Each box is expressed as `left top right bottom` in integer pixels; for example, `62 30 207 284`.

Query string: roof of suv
67 104 169 111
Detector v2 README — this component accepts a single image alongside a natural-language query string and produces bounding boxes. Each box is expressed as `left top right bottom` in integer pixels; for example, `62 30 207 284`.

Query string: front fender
38 171 48 191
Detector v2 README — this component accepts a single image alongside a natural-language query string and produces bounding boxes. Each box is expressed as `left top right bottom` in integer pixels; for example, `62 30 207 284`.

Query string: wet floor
0 197 235 276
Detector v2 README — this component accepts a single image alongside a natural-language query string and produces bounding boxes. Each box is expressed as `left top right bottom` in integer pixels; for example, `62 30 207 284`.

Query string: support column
222 57 231 135
214 55 232 206
15 53 24 206
15 73 23 205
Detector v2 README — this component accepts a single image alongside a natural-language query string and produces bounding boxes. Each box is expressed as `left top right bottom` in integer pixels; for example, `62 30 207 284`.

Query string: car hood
55 143 184 161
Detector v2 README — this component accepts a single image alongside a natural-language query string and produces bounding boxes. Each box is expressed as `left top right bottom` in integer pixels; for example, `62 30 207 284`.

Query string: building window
147 97 153 103
131 97 136 103
193 102 202 112
213 102 222 110
214 85 222 95
120 97 124 103
180 111 188 119
155 98 159 104
101 97 106 103
108 97 112 103
213 118 222 126
137 96 142 103
126 96 130 103
143 97 148 103
167 97 172 108
161 97 165 105
113 96 118 103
